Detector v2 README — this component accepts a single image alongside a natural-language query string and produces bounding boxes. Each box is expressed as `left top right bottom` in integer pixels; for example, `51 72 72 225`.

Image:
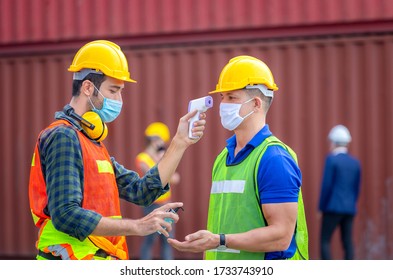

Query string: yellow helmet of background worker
209 55 278 94
68 40 137 83
145 122 170 143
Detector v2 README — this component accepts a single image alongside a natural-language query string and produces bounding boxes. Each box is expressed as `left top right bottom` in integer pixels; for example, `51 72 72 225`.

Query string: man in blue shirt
319 125 361 260
168 55 308 260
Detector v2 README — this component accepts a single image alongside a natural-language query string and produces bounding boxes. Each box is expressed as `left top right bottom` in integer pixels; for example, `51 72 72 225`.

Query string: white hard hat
328 125 352 144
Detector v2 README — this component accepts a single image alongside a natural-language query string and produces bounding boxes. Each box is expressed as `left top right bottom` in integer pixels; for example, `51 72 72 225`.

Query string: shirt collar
226 124 273 149
55 110 84 132
332 146 348 155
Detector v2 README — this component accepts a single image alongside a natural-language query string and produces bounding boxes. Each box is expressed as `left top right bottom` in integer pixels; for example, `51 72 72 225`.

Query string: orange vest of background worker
136 122 180 259
29 120 128 260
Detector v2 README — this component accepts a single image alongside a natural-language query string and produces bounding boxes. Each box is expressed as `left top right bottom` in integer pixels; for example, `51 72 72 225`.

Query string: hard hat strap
246 84 274 98
73 69 103 80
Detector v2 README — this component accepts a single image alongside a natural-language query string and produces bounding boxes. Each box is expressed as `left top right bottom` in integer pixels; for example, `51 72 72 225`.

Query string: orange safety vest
135 152 171 204
29 120 128 260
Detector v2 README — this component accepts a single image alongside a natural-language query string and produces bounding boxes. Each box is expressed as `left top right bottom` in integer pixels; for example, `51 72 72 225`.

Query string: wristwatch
216 234 227 250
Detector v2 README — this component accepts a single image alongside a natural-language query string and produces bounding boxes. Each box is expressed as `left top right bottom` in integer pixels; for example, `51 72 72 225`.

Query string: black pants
320 213 354 260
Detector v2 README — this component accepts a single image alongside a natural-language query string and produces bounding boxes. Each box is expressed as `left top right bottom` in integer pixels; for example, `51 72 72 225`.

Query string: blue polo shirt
225 124 302 259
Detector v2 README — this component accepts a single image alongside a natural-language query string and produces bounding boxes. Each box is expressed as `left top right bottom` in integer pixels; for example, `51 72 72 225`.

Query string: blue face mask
89 85 123 123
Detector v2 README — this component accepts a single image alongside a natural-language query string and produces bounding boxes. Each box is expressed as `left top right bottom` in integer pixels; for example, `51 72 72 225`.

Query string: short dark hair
72 73 106 97
244 88 273 114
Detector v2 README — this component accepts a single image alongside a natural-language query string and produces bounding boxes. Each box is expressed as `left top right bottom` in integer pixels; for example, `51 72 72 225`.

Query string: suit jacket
319 150 361 215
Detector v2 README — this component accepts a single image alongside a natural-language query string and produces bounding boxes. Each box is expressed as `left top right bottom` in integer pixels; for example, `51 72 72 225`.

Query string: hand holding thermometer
157 207 184 235
188 96 213 139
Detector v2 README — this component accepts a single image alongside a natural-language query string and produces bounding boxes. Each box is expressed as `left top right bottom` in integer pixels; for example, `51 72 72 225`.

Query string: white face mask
219 98 254 131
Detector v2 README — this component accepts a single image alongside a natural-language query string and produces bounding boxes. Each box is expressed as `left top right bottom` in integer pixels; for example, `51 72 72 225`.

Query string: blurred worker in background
28 40 206 260
168 55 309 260
136 122 181 260
319 125 361 260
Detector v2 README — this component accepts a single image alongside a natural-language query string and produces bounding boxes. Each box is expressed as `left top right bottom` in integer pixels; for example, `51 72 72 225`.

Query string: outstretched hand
167 230 218 253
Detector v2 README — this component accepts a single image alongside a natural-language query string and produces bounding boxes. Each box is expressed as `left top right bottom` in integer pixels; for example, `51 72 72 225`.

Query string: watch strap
219 233 226 246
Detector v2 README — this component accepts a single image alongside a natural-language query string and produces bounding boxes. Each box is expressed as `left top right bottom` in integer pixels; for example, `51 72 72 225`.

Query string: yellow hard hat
145 122 170 143
209 55 278 94
68 40 137 83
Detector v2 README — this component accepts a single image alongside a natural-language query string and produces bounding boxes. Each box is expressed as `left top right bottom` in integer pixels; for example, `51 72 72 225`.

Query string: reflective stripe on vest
135 152 171 203
29 120 128 260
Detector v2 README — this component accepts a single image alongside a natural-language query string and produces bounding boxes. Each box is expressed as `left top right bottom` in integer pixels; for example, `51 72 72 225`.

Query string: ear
81 80 94 97
253 96 263 111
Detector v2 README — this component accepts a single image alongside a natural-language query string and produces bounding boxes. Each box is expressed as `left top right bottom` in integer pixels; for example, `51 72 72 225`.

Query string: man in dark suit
319 125 361 260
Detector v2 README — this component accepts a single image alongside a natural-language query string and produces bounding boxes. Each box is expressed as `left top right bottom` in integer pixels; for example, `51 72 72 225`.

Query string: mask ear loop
240 98 256 120
88 96 97 111
91 83 105 99
84 81 97 111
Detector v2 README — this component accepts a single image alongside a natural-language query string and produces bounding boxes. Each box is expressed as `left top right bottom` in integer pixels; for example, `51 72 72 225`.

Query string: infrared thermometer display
187 96 213 139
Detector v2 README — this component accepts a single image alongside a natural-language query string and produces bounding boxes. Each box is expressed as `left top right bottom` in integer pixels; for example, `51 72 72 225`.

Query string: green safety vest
205 136 309 260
